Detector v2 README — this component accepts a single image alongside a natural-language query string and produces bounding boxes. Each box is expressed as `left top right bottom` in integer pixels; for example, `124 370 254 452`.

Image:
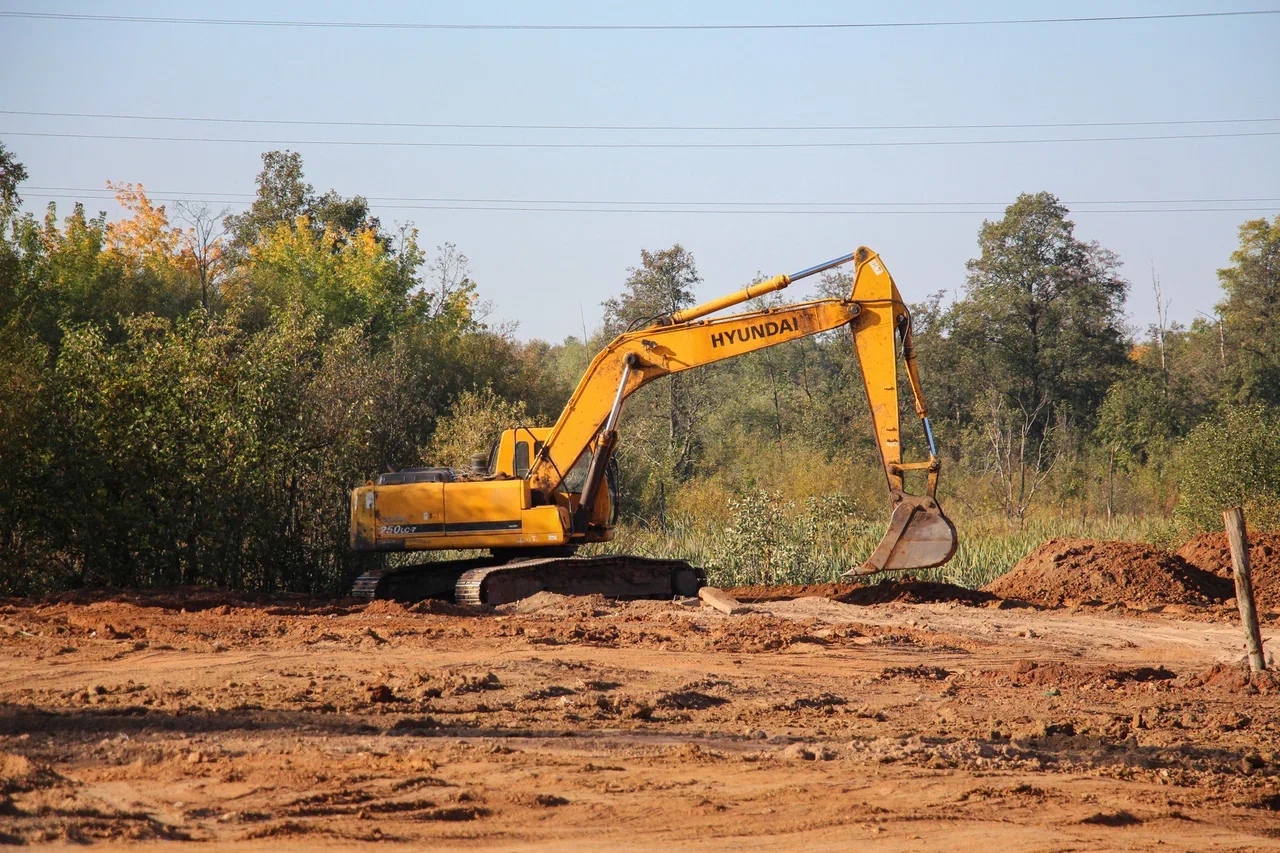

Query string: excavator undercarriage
353 554 704 606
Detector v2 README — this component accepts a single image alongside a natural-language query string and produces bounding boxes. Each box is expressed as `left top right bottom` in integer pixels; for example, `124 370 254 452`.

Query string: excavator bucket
845 494 958 577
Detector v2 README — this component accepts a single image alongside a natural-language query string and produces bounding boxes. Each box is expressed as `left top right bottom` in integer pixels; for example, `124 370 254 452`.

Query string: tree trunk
1106 448 1115 523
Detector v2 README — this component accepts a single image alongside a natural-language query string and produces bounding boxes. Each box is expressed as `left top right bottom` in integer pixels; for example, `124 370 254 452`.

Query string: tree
602 245 704 518
421 242 485 327
951 192 1129 433
175 200 229 311
224 150 314 253
0 141 27 225
240 215 413 340
102 183 202 319
423 387 530 470
224 150 385 258
1217 214 1280 406
602 244 700 334
1175 405 1280 532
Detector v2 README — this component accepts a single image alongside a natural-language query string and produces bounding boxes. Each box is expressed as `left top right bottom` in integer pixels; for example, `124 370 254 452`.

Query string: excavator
350 246 957 605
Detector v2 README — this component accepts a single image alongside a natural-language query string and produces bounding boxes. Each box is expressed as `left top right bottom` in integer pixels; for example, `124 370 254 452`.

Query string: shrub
1174 405 1280 532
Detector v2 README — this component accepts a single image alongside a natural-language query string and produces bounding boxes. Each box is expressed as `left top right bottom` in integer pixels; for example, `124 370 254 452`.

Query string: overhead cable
6 130 1278 149
24 187 1280 208
5 109 1278 132
2 9 1276 30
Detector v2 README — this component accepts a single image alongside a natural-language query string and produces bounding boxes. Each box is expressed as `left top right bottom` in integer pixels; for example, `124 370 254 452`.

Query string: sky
2 1 1278 343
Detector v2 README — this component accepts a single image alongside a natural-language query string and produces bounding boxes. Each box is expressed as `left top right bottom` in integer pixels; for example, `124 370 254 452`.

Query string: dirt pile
985 538 1231 608
1177 532 1280 609
728 580 995 607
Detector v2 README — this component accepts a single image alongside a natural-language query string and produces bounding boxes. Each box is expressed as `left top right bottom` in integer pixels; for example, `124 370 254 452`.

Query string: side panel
444 480 525 534
350 479 569 551
519 505 572 546
352 481 447 551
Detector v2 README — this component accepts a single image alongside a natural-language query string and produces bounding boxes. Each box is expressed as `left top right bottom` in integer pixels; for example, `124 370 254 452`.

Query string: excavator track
456 556 705 607
351 556 504 602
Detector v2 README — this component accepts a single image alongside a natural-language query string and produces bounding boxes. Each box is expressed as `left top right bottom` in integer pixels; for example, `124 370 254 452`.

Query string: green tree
935 193 1130 521
224 150 386 260
1175 405 1280 532
239 216 413 339
602 244 700 333
423 387 531 470
224 150 314 253
952 192 1129 431
0 141 27 225
602 245 704 519
1217 214 1280 406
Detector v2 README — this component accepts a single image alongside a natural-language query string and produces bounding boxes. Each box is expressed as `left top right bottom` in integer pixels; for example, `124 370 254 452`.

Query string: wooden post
1223 507 1267 672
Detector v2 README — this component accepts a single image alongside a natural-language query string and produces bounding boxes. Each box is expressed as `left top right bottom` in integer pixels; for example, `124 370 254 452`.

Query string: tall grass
588 493 1175 590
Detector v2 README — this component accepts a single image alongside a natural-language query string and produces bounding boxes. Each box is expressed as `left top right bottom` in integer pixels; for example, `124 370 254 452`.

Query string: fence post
1223 507 1266 672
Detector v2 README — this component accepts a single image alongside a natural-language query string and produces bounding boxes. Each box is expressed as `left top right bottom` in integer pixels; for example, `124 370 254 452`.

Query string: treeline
0 148 571 593
0 144 1277 594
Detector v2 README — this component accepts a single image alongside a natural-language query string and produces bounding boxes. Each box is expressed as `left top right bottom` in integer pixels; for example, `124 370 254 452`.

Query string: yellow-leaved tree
240 215 411 338
105 182 184 274
104 182 207 315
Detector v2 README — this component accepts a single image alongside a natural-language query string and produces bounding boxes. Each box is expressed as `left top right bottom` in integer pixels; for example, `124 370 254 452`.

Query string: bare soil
985 538 1234 608
1178 532 1280 609
2 568 1279 851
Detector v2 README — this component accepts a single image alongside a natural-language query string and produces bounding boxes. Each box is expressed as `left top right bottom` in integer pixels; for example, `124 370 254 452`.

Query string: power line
2 9 1276 30
6 130 1278 149
5 109 1278 133
24 187 1280 207
21 193 1276 216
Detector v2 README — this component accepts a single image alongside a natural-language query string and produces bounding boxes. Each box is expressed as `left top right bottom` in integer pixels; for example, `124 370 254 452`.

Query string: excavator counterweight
350 247 957 604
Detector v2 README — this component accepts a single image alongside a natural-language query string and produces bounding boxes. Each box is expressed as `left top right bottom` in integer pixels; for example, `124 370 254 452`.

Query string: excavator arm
528 246 957 575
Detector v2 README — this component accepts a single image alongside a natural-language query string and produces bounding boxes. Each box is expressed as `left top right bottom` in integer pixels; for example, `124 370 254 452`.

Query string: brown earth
985 538 1234 608
730 580 997 607
2 576 1279 852
1178 532 1280 609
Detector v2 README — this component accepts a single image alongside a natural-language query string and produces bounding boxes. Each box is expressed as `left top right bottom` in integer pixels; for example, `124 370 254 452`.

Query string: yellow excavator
350 247 957 604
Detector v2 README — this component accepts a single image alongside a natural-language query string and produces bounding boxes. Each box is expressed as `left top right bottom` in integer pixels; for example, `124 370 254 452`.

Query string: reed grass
589 497 1176 591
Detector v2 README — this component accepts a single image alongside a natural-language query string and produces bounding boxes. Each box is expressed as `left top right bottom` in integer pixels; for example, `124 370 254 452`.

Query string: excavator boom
525 246 956 574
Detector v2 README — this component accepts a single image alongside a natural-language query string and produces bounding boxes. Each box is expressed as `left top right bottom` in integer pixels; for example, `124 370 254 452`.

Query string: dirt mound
836 580 996 607
728 581 995 607
985 538 1231 608
362 599 409 616
1176 532 1280 609
729 583 857 603
1180 661 1280 694
496 591 616 618
32 586 345 613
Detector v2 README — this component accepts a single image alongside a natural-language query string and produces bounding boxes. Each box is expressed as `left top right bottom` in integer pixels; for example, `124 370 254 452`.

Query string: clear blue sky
2 1 1277 342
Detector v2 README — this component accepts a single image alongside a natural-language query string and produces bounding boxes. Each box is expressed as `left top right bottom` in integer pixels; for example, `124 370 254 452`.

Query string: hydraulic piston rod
667 252 858 325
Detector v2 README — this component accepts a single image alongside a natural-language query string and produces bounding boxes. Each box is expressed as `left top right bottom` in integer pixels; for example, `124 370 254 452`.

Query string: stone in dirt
781 743 816 761
1176 532 1280 609
698 587 750 616
984 538 1231 608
